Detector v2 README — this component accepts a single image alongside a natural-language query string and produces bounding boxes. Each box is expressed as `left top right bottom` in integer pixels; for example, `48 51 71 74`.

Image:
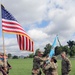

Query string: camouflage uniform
0 59 7 75
44 62 58 75
61 57 71 75
32 51 45 75
0 53 9 75
43 56 58 75
41 56 50 74
0 60 4 75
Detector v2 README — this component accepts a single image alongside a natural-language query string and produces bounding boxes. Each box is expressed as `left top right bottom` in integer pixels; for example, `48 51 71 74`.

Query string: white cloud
27 29 49 41
2 0 49 25
0 0 75 56
67 16 75 30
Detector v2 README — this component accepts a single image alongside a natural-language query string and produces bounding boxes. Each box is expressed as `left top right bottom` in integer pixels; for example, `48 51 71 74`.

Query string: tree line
35 40 75 57
8 40 75 59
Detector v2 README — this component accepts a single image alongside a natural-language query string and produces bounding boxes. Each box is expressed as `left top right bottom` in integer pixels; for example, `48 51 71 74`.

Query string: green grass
9 58 33 75
8 58 75 75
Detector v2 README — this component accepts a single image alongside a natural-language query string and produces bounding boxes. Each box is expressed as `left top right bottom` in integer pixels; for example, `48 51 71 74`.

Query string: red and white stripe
2 19 34 52
2 19 28 36
17 35 34 52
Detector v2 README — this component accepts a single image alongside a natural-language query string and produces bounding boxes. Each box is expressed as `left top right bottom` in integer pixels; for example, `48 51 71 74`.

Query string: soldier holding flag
42 36 58 75
43 56 58 75
32 50 46 75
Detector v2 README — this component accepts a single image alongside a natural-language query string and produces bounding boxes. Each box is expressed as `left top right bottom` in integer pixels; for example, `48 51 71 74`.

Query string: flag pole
0 3 6 68
2 31 6 65
57 35 62 47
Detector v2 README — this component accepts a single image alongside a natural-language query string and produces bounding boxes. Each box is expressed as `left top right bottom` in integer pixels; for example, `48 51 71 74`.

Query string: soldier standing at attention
61 51 72 75
32 50 44 75
43 56 58 75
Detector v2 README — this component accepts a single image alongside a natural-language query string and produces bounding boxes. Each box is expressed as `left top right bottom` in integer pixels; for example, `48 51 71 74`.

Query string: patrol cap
38 50 43 54
61 51 66 55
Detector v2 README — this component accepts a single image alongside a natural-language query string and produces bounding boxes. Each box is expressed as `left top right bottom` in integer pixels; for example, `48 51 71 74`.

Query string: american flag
17 35 34 52
1 4 34 52
1 4 27 35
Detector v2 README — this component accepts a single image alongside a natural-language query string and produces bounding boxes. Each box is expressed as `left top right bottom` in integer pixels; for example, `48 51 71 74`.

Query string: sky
0 0 75 56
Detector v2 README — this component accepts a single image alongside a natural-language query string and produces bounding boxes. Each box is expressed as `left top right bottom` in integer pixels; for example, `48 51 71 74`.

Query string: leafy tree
8 53 12 59
43 43 51 56
69 46 75 57
12 55 18 59
29 53 34 58
62 45 70 54
67 40 75 49
67 40 75 57
55 46 62 55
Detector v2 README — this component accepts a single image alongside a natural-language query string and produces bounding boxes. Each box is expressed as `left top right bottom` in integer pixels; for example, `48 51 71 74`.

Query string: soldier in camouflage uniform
32 50 44 75
0 59 4 75
41 54 50 74
0 53 8 75
43 56 58 75
61 51 71 75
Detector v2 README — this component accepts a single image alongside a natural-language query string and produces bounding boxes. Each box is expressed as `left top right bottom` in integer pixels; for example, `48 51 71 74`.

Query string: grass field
8 58 75 75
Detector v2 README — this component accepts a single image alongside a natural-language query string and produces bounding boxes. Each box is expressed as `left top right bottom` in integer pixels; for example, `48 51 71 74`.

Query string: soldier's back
62 57 71 75
44 62 58 75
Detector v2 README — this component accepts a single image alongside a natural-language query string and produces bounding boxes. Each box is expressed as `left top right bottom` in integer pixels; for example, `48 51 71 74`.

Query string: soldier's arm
39 57 49 62
35 56 45 62
45 62 58 70
44 63 52 70
66 58 72 71
0 67 8 75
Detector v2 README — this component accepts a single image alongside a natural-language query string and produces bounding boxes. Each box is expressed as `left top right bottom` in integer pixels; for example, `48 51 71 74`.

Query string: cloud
0 37 32 56
0 0 75 56
27 29 49 41
2 0 49 25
